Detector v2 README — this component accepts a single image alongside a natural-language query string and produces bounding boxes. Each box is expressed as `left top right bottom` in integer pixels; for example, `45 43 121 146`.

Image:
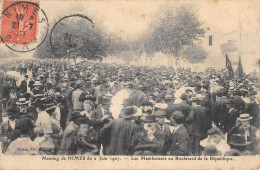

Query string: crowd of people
0 59 259 156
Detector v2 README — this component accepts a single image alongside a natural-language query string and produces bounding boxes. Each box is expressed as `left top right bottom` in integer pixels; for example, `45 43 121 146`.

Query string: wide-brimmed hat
16 98 29 105
229 134 251 146
237 113 252 122
69 111 83 121
240 88 249 93
46 104 57 113
119 106 137 118
225 99 235 105
6 107 16 116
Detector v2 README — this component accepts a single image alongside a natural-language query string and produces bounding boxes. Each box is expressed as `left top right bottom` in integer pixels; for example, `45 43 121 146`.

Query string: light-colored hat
16 98 29 105
237 113 252 122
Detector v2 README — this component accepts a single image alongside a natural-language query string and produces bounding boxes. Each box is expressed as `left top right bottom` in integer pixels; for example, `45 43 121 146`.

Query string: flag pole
239 11 242 57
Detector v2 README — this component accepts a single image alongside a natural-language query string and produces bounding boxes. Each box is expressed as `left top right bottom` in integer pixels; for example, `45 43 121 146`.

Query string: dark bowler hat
229 134 251 146
119 106 137 118
237 113 252 122
144 115 157 123
171 111 184 120
69 111 83 121
225 99 235 104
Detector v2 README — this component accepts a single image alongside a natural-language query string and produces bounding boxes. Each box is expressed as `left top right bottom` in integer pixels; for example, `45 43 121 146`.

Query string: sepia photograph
0 0 259 169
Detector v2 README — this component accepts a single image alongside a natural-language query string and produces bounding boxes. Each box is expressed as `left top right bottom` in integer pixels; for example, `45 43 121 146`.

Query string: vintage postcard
0 0 259 169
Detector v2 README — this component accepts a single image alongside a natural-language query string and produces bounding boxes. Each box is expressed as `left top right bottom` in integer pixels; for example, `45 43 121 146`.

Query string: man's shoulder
176 125 189 135
0 120 10 128
250 125 257 132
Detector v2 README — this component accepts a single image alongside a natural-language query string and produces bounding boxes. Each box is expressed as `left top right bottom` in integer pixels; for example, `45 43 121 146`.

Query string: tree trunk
62 58 65 71
73 57 76 65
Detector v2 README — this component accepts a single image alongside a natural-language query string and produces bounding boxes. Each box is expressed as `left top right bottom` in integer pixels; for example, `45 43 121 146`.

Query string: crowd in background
0 59 259 156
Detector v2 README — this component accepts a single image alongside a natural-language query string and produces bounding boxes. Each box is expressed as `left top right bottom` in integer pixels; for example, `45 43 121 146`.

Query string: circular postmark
50 14 100 59
0 1 49 52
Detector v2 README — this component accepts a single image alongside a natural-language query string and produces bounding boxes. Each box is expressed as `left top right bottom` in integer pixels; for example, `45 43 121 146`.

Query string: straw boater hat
16 98 29 105
237 113 252 122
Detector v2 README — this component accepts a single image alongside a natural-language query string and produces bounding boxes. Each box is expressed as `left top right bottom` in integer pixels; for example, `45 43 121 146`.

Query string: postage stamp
0 0 48 52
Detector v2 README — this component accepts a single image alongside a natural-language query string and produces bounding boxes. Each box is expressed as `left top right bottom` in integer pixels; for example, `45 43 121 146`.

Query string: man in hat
100 106 139 155
65 81 75 114
224 99 240 133
200 126 230 155
44 82 56 104
0 107 18 153
165 95 175 106
189 96 209 155
131 115 163 155
169 111 191 156
30 81 43 96
0 79 12 114
16 98 30 119
28 76 35 91
212 93 229 132
227 113 258 155
111 82 121 95
153 110 172 155
55 94 69 131
67 117 98 155
91 95 113 147
72 81 84 111
81 100 95 119
19 75 28 96
58 112 83 155
5 117 39 155
84 79 96 98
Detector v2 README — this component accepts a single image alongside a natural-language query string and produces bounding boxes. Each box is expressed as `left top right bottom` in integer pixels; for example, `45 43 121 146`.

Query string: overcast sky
39 0 259 36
